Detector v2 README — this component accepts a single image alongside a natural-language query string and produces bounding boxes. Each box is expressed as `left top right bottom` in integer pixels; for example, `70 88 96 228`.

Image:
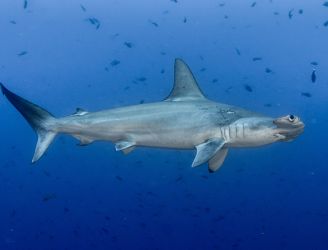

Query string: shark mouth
274 125 305 142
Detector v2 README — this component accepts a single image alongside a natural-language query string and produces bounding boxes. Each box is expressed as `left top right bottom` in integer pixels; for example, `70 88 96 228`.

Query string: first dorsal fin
165 59 206 102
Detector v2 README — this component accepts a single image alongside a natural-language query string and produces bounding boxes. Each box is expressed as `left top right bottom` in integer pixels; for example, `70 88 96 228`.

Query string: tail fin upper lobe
1 83 57 163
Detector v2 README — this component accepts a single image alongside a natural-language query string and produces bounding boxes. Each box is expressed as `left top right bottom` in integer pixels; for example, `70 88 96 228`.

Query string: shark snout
273 114 304 141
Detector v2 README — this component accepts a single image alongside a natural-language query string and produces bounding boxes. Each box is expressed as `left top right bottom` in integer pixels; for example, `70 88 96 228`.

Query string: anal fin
73 135 94 146
122 146 135 155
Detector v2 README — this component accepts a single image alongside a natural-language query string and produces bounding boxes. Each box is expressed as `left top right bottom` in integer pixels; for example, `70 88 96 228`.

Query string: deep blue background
0 0 327 249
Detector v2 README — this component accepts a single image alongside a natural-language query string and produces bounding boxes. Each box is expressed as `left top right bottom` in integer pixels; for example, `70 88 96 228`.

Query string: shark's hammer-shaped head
273 114 305 142
229 114 304 148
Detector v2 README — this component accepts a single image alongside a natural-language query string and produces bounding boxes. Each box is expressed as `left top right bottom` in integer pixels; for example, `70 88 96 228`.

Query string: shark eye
288 114 295 122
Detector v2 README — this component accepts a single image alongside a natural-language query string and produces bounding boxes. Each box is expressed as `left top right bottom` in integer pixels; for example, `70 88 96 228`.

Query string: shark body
1 59 304 172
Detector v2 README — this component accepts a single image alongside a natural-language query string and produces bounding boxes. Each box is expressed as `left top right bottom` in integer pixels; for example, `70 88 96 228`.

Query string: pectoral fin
192 138 225 168
208 148 228 173
115 141 136 153
74 135 94 146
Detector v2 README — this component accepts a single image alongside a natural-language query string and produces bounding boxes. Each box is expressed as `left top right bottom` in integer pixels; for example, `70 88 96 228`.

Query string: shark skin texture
1 59 304 172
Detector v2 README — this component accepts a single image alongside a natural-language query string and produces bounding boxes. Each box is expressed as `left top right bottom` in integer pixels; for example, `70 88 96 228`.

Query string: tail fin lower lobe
1 83 57 163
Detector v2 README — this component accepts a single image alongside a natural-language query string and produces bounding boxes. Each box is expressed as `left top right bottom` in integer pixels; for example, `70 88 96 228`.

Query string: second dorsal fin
73 108 88 116
164 59 206 102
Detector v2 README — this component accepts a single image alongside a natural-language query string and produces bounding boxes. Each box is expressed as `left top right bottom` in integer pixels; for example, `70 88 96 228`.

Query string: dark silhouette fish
124 42 133 48
149 20 159 27
87 17 100 29
110 59 120 66
17 51 27 56
80 4 86 12
288 9 294 19
301 92 312 98
244 84 253 92
136 77 147 82
42 193 57 202
252 57 262 61
311 69 316 83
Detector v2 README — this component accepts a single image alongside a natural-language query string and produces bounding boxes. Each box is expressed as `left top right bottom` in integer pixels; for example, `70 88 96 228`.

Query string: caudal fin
1 83 57 163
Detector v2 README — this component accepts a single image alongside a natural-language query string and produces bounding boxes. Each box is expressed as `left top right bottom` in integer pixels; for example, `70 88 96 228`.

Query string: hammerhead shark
1 59 304 172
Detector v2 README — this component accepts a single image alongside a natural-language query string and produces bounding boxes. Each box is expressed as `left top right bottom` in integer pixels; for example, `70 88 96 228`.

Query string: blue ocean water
0 0 327 249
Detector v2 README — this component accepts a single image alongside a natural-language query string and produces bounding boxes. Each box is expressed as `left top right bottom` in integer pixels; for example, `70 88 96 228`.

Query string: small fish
160 51 166 55
310 61 318 66
298 9 303 14
212 78 218 83
251 2 256 7
87 17 100 29
311 69 316 83
225 86 233 93
149 20 159 27
115 175 123 181
323 20 328 27
42 193 57 202
273 11 279 15
170 0 178 3
139 99 145 104
136 77 147 82
23 0 28 9
244 84 253 92
235 48 241 55
264 103 272 107
124 42 133 48
175 175 183 182
252 57 262 61
323 2 328 7
288 9 294 19
43 170 51 177
17 51 27 56
200 67 206 72
110 59 120 66
265 67 273 73
301 92 312 98
80 4 86 12
183 17 187 23
10 20 17 24
219 3 225 7
160 69 165 74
